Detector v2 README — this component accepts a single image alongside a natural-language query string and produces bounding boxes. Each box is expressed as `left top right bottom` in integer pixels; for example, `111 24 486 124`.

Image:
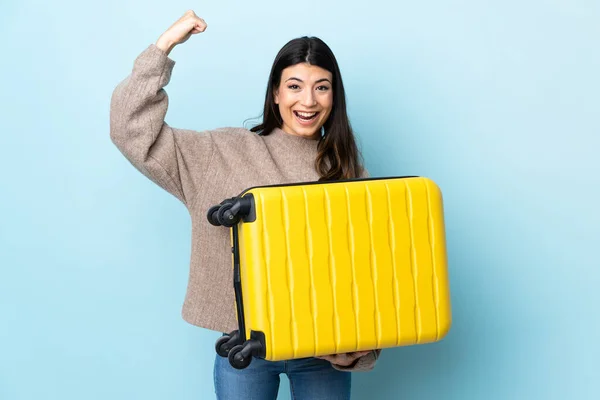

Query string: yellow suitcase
207 176 452 369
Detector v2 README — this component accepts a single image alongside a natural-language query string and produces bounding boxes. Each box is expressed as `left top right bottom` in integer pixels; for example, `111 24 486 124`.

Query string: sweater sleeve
110 44 214 208
331 349 382 372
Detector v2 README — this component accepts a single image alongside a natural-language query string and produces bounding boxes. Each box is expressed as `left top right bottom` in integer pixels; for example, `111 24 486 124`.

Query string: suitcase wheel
207 196 253 228
207 198 237 227
207 205 222 226
217 203 238 227
228 344 252 369
227 337 263 369
215 331 242 357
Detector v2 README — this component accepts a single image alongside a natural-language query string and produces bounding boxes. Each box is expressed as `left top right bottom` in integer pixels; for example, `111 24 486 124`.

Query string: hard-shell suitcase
207 176 452 369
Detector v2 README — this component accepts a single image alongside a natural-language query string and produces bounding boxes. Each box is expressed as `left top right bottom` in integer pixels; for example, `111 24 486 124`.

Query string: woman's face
274 63 333 140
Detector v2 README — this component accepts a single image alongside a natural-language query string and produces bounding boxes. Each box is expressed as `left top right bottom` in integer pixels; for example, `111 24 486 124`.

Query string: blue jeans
213 353 351 399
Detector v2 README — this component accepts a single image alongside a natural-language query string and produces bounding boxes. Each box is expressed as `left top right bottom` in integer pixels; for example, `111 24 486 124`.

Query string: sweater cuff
131 43 176 81
331 350 381 372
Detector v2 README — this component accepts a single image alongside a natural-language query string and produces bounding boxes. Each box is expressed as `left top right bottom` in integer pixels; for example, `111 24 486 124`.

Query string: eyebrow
285 77 332 84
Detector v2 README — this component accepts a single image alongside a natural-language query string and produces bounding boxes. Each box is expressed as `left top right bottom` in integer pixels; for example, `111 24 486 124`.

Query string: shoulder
207 127 268 158
175 126 265 147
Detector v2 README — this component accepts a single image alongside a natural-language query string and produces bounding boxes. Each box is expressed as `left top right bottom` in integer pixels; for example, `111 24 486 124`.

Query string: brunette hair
250 36 364 181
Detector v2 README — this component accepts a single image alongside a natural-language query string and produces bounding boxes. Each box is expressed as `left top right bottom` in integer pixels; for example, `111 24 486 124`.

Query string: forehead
281 63 332 81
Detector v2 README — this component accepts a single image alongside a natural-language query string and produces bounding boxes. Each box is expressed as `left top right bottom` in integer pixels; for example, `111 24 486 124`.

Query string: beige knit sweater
109 44 380 371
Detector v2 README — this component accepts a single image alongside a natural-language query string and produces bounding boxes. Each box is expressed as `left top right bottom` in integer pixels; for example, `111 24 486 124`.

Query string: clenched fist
156 10 207 55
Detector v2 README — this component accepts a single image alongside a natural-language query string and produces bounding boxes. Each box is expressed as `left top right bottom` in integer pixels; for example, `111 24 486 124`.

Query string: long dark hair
250 36 364 181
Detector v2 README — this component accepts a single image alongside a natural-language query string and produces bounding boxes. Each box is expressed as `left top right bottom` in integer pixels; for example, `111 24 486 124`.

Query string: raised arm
109 11 211 207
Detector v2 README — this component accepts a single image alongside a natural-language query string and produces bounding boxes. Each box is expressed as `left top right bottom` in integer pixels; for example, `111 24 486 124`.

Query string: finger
192 22 206 32
347 352 368 362
189 21 206 34
317 355 335 362
334 356 354 366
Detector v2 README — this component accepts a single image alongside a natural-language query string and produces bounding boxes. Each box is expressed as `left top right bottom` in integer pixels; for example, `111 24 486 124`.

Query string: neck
279 126 321 141
261 126 320 155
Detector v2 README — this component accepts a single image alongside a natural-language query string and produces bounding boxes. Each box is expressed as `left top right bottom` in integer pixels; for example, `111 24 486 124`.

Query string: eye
287 84 300 90
316 85 330 91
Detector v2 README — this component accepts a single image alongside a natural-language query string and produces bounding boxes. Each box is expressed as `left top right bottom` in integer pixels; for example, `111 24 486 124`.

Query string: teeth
296 111 317 118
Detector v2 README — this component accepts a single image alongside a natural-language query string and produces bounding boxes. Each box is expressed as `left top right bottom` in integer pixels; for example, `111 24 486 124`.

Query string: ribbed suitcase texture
234 176 452 362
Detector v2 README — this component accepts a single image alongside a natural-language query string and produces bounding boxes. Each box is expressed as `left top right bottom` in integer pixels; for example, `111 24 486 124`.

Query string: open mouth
293 111 320 122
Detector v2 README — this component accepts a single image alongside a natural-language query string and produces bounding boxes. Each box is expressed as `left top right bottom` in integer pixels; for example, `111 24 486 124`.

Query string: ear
273 88 279 104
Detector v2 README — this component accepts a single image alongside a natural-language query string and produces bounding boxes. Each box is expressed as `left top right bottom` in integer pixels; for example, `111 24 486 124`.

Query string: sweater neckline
264 127 321 155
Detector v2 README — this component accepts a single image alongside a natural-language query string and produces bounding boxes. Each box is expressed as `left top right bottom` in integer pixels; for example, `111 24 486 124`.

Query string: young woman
110 9 380 399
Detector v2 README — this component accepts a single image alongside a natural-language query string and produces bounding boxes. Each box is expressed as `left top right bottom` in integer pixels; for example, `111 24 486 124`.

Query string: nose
300 89 317 107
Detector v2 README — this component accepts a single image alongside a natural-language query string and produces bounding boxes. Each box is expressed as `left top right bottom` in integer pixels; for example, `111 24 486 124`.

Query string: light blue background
1 1 598 399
